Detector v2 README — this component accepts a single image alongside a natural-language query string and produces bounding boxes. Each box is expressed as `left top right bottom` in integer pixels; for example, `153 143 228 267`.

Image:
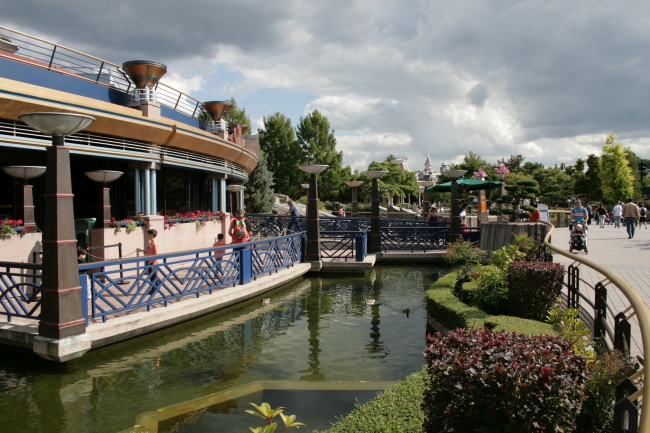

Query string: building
0 25 257 231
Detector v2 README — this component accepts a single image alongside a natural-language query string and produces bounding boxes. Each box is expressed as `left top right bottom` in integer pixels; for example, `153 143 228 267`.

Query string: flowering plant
0 219 27 239
164 210 226 230
110 212 146 234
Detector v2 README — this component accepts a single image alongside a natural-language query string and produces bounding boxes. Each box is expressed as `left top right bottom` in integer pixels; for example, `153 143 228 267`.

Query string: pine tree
244 152 276 213
600 134 634 202
258 113 304 199
296 110 348 201
583 154 602 202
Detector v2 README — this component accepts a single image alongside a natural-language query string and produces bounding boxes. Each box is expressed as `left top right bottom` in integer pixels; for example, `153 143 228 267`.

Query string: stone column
369 178 381 253
22 183 37 232
143 168 151 215
134 169 142 215
150 168 157 215
352 187 359 217
219 178 227 212
305 173 321 261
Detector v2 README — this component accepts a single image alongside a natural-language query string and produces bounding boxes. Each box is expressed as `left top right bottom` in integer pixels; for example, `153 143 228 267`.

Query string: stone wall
0 232 42 263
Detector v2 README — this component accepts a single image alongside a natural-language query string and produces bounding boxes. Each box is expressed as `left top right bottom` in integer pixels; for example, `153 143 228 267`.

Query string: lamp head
346 181 364 187
299 165 329 174
19 112 95 136
363 171 388 179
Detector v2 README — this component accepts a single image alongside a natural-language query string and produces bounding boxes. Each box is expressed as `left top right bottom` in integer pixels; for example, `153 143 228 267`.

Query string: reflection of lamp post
19 112 95 358
443 169 468 242
299 165 328 262
363 171 388 253
345 181 364 217
1 166 46 232
420 181 435 216
84 171 124 228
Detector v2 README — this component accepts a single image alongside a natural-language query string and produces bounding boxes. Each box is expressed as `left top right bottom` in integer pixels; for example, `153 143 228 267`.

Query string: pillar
96 185 111 228
22 183 37 232
352 187 359 217
238 188 245 210
450 179 462 242
143 168 151 215
369 178 381 253
150 168 157 215
211 178 219 212
219 178 226 212
305 173 321 261
134 169 142 215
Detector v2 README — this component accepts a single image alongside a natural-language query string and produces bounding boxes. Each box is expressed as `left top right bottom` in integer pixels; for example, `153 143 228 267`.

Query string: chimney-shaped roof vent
203 101 233 121
122 61 167 89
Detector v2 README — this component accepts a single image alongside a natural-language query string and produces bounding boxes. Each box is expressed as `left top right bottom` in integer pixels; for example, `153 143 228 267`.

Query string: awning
425 179 502 193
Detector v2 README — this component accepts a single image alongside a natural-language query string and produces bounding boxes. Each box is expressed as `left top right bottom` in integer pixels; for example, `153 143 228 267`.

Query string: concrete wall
479 222 544 252
0 232 42 263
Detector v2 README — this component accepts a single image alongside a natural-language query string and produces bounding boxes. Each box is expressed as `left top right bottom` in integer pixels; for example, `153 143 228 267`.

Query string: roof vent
204 101 233 133
122 61 167 104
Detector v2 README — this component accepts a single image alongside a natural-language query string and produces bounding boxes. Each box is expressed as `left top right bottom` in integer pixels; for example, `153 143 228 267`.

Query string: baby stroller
569 221 588 254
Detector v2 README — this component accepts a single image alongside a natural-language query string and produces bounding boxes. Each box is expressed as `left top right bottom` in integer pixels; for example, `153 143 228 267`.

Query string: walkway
551 221 650 356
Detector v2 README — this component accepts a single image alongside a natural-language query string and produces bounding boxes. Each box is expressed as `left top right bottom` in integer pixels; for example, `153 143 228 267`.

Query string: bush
575 351 637 433
489 245 526 271
319 367 428 433
469 266 509 315
443 240 485 283
422 328 588 433
507 261 565 321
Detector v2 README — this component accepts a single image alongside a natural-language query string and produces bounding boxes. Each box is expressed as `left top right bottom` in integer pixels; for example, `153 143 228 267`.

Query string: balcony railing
0 24 208 122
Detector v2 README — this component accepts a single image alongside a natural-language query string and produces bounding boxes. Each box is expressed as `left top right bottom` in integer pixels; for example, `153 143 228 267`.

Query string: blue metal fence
319 231 368 262
381 226 450 252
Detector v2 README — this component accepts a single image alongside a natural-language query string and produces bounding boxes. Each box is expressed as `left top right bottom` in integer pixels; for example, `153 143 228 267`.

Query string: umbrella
425 179 502 193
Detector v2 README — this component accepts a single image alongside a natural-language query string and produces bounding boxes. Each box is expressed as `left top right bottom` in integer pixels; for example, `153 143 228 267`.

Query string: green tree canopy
296 110 348 201
522 161 544 175
258 112 304 199
365 159 420 205
225 97 252 135
600 134 634 202
532 168 575 207
244 152 276 213
625 148 645 201
499 154 526 173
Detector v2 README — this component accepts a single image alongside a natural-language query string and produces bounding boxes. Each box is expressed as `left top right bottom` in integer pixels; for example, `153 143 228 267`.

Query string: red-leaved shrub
507 261 565 321
422 328 587 433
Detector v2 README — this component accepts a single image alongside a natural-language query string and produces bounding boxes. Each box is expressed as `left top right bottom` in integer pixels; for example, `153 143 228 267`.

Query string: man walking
613 201 623 228
570 200 587 224
622 198 641 239
285 199 301 233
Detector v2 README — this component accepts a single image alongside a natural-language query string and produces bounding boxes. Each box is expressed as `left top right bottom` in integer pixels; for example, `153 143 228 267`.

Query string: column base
33 333 91 363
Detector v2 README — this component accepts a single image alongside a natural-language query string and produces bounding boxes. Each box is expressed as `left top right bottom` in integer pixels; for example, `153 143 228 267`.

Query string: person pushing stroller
569 200 588 254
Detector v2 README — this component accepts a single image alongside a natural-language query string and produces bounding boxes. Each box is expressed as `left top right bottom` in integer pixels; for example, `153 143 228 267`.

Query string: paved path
550 221 650 356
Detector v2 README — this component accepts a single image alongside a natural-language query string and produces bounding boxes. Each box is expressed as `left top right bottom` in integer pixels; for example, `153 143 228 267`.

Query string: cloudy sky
3 0 650 172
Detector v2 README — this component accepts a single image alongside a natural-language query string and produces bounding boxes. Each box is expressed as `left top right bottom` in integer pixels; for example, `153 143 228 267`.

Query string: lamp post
226 184 245 214
363 171 388 253
84 171 124 228
1 166 46 232
299 165 328 262
443 169 468 242
19 112 95 359
345 181 364 217
420 181 435 216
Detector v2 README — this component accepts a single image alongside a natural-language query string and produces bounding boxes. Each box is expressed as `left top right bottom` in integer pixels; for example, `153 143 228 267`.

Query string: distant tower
392 157 410 171
423 153 433 175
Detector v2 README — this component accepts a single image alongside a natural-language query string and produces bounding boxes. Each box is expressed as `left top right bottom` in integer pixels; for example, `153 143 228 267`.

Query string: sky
3 0 650 173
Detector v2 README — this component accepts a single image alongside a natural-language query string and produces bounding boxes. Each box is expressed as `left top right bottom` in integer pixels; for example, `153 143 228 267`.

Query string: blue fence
0 262 41 322
319 231 368 262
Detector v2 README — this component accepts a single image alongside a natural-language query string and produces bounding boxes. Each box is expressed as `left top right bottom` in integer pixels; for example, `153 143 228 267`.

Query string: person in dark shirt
285 200 301 233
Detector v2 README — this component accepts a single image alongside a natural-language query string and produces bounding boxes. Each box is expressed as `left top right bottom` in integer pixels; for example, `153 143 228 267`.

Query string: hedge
318 367 429 433
426 270 555 335
508 261 565 321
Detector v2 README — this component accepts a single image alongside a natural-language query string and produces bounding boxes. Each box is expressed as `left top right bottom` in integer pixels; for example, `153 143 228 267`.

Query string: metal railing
0 24 208 121
319 231 368 262
541 222 650 432
381 226 450 252
0 119 249 178
0 233 305 324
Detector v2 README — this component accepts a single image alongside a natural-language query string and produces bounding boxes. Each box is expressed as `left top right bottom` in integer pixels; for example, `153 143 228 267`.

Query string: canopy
425 179 502 193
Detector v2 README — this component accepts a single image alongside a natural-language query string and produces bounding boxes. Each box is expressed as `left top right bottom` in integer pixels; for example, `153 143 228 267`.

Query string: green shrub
576 351 637 433
469 266 509 315
489 245 526 271
507 261 565 321
318 367 428 433
512 233 540 260
423 328 588 433
443 240 485 283
483 315 555 335
488 208 501 215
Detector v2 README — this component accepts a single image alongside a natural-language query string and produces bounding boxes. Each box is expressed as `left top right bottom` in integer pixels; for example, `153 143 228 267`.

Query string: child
77 247 91 300
138 229 159 295
213 233 226 260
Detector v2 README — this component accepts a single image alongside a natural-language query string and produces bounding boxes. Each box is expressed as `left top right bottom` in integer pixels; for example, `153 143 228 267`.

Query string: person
138 229 159 295
596 203 608 228
528 205 541 223
613 201 623 228
459 204 467 225
570 200 587 223
427 207 439 226
639 202 648 229
622 198 640 239
77 247 91 300
338 206 345 217
229 208 252 244
285 199 301 233
413 203 421 220
213 233 227 260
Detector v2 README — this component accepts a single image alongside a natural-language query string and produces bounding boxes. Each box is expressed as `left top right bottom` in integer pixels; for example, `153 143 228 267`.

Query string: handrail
542 221 649 430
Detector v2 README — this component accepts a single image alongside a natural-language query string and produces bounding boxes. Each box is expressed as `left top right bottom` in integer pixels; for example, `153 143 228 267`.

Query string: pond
0 265 441 433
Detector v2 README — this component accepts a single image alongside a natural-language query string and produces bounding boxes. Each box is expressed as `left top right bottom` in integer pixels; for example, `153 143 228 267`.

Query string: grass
317 367 429 433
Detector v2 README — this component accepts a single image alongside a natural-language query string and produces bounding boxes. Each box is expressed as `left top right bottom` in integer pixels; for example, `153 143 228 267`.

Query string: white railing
130 88 157 104
0 119 248 178
207 119 228 132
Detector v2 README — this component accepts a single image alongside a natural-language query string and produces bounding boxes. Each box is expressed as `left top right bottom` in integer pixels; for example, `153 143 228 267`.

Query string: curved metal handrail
542 221 649 430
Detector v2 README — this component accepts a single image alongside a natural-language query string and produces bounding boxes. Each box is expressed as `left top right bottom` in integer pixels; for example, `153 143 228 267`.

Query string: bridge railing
319 231 368 262
381 226 450 252
541 222 649 432
0 233 305 324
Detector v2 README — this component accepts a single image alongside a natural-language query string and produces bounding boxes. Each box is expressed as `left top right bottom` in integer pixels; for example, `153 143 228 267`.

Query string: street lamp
299 165 329 262
19 112 95 359
345 181 364 217
1 165 46 232
419 181 435 216
301 183 310 189
85 171 124 228
226 184 245 214
443 169 468 242
363 171 388 253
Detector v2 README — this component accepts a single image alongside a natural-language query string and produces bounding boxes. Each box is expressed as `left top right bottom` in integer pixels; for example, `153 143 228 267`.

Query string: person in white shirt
612 202 623 228
459 204 467 225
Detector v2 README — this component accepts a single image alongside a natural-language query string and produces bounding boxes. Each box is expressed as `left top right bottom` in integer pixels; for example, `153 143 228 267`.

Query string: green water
0 265 440 433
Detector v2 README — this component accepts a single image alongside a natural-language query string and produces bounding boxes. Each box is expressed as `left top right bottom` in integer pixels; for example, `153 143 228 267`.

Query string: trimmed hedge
318 367 429 433
508 261 565 321
426 271 555 335
423 328 588 432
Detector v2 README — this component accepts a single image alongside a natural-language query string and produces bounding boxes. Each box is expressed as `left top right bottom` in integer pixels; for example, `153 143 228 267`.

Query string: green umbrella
425 179 502 193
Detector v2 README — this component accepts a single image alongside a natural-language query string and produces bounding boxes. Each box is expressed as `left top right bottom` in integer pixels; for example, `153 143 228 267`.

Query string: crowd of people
571 199 647 239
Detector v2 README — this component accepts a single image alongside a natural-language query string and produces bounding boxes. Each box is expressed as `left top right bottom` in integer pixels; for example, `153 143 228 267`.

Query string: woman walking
596 203 608 228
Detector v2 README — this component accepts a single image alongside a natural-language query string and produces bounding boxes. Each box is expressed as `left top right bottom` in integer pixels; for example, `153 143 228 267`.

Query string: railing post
614 378 639 433
239 247 252 285
47 45 57 70
79 275 88 327
95 62 104 83
300 235 306 262
355 233 366 262
614 312 632 355
594 282 608 345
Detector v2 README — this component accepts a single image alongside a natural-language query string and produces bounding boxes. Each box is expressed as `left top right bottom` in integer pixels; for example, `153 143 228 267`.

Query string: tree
225 97 252 134
583 154 602 202
459 152 491 178
571 158 590 199
522 161 544 175
625 149 645 201
499 155 526 173
532 168 575 207
296 110 348 201
365 159 419 205
599 134 634 203
244 152 276 213
258 113 304 199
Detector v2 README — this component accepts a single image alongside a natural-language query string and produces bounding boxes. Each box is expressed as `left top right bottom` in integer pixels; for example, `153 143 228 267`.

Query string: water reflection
0 265 440 433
